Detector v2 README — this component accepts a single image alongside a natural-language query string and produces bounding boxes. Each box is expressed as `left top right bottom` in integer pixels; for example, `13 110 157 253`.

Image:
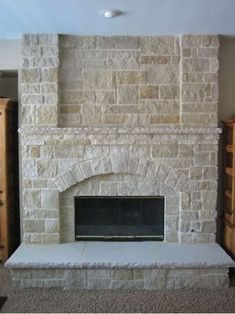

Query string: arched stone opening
56 156 186 243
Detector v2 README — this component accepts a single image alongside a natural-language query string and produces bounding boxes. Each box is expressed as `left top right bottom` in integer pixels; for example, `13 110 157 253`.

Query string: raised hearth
6 242 234 289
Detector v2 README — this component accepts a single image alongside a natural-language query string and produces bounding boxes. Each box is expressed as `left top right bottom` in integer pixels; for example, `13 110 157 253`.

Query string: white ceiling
1 0 235 39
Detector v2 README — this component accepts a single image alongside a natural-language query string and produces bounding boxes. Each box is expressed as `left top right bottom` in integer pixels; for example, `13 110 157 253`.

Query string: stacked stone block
58 35 181 127
11 267 228 289
20 34 220 245
56 35 219 128
180 35 219 126
20 128 220 244
20 34 219 129
21 34 59 127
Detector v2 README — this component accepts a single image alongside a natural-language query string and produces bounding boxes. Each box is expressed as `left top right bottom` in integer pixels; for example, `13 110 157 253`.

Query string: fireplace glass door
75 196 164 241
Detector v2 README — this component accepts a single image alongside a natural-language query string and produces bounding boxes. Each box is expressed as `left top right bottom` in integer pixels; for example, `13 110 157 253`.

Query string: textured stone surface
118 86 138 104
146 64 179 84
112 269 134 280
37 160 58 177
21 34 59 127
139 36 176 55
10 266 229 290
23 190 41 208
97 36 139 50
19 127 220 244
41 190 59 209
7 242 232 289
117 71 146 85
108 51 139 70
20 34 220 246
45 219 59 233
140 86 159 99
180 35 219 127
64 270 87 289
56 34 219 127
150 115 179 124
144 269 166 290
23 220 45 233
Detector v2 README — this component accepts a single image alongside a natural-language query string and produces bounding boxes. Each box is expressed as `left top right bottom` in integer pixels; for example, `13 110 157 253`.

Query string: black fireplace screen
75 196 164 240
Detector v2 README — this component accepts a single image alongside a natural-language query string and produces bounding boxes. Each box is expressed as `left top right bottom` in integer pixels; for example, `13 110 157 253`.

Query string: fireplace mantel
19 126 222 135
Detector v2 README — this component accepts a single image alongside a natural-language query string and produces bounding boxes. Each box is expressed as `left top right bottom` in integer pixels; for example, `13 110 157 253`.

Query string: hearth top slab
5 242 235 269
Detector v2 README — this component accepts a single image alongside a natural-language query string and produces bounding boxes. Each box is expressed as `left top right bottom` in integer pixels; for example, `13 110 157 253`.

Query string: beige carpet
1 265 235 313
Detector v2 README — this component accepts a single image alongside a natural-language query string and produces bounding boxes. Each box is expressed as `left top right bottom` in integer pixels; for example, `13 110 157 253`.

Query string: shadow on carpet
0 297 7 310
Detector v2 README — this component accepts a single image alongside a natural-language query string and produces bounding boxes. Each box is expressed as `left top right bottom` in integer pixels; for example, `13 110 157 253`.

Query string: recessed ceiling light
102 9 123 19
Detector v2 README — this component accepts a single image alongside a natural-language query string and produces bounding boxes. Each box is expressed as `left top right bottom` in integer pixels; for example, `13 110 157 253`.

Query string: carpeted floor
1 265 235 313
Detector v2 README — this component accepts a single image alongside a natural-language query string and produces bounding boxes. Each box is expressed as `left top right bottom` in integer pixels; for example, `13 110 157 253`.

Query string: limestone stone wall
20 128 219 244
21 34 59 127
180 35 219 125
58 35 219 127
20 34 219 128
20 34 220 245
11 267 228 289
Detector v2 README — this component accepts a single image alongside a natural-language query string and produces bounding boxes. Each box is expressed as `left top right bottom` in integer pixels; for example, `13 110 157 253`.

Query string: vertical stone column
21 34 59 127
180 35 219 126
178 35 219 244
21 34 60 244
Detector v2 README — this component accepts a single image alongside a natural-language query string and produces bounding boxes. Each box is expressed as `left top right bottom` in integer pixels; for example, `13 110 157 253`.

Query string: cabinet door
232 122 235 225
0 106 9 262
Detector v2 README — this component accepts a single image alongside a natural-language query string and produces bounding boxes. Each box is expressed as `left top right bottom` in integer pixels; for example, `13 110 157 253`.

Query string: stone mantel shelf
18 126 222 135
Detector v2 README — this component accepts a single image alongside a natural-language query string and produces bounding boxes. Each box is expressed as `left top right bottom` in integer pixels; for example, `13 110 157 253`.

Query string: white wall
219 36 235 121
1 0 235 38
0 40 21 239
0 40 19 102
0 77 18 100
0 40 20 70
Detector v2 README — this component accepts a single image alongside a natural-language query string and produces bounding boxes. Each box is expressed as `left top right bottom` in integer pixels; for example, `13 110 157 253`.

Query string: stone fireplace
6 33 234 289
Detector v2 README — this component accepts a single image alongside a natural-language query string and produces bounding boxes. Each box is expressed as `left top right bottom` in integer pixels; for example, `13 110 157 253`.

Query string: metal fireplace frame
74 196 164 241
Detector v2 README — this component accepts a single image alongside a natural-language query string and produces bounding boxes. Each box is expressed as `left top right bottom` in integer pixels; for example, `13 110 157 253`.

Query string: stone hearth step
6 242 235 290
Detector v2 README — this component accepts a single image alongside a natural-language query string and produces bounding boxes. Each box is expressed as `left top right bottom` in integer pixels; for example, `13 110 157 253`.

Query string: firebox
75 196 164 241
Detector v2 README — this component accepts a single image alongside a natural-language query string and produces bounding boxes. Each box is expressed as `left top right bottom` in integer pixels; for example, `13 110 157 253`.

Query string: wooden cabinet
0 98 20 262
223 118 235 257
